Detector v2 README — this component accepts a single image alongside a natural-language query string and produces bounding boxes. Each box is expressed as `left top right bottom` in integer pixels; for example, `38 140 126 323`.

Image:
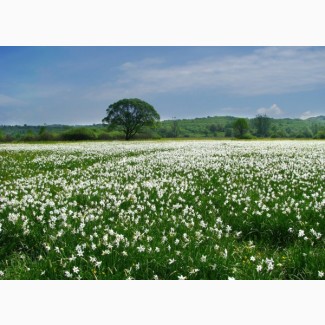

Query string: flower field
0 140 324 280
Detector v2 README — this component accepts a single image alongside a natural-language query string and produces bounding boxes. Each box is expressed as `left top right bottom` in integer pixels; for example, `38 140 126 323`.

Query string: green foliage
0 141 324 279
296 127 313 138
134 126 161 139
252 114 272 137
0 115 325 142
208 124 218 136
315 129 325 139
61 127 97 141
233 118 249 138
171 120 180 138
102 98 160 140
0 129 4 142
224 128 233 137
39 126 46 136
37 127 55 141
22 130 36 142
97 130 123 140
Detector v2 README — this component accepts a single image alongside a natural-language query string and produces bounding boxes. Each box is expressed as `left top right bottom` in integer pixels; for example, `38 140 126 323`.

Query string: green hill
158 115 325 138
1 115 325 141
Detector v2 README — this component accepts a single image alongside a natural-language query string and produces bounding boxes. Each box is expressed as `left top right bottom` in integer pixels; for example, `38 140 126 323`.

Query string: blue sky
0 46 324 125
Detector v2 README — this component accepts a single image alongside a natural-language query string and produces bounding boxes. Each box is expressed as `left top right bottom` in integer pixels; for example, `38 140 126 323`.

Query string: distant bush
4 134 14 142
95 130 123 140
224 128 233 137
134 129 161 139
241 132 255 139
270 129 288 138
61 128 97 141
314 130 325 139
22 130 36 142
38 131 55 141
97 131 111 140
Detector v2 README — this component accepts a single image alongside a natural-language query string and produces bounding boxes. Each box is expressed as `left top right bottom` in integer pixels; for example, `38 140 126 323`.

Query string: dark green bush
60 128 97 141
314 130 325 139
38 131 55 141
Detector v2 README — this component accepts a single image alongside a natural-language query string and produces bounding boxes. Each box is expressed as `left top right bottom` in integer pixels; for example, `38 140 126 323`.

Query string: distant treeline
1 115 325 142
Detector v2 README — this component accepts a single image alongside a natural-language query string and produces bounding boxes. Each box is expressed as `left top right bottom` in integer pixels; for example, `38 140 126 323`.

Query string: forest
0 115 325 142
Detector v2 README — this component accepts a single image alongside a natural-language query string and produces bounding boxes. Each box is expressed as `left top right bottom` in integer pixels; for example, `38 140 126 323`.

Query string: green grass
0 140 324 280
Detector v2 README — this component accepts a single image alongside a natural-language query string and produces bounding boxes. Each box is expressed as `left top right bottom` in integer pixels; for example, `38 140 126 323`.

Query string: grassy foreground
0 140 324 280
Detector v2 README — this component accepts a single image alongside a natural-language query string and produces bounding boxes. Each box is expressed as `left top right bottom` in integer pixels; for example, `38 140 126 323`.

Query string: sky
0 46 325 125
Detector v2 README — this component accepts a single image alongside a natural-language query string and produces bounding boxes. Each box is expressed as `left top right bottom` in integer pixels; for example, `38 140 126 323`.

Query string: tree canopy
233 118 249 138
102 98 160 140
252 114 271 137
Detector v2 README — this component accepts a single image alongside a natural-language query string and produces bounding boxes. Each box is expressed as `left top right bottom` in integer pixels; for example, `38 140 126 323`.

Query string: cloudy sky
0 46 324 125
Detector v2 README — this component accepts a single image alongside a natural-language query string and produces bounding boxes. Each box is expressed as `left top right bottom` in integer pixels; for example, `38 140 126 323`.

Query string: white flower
298 230 305 237
265 258 274 271
137 245 145 252
222 249 228 259
189 268 200 275
8 213 19 224
318 271 324 278
250 256 256 262
178 275 187 280
200 255 207 263
256 265 263 272
73 266 79 274
0 270 4 277
65 271 72 278
168 258 175 265
228 277 236 280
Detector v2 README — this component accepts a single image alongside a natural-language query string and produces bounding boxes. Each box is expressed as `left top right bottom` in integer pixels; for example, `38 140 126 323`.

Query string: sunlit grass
0 140 324 279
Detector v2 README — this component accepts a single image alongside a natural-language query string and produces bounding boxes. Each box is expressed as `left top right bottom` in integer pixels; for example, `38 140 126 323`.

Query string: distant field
0 140 324 279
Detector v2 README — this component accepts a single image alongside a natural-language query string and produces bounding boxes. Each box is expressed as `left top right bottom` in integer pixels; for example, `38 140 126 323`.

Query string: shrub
22 130 36 142
61 128 97 141
38 131 55 141
241 132 255 139
314 130 325 139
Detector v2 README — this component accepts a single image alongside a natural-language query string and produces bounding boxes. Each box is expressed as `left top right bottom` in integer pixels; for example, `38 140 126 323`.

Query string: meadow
0 140 324 280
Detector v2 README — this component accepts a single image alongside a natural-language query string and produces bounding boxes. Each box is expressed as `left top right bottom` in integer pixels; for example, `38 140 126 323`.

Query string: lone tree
233 118 249 138
102 98 160 140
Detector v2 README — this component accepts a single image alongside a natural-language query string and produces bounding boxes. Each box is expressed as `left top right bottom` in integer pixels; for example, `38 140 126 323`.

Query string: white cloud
0 94 22 106
257 104 284 116
300 110 318 120
86 47 325 100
